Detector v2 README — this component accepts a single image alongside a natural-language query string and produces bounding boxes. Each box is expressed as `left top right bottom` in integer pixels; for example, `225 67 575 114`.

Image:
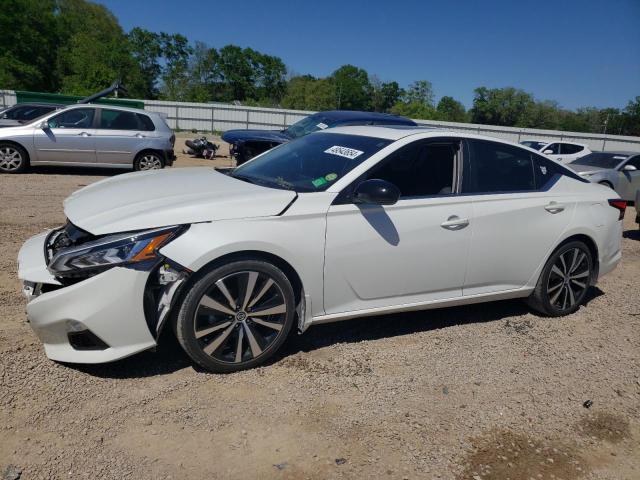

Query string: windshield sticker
324 145 364 160
325 173 338 182
312 177 328 188
539 166 547 175
316 122 328 130
613 155 626 160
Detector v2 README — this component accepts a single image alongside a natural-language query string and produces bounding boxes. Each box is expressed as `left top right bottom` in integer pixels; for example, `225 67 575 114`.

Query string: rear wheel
175 260 295 373
527 241 593 316
134 152 164 171
0 143 29 173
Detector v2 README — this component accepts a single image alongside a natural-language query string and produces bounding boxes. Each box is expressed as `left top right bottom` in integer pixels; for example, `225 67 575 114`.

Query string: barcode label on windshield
324 145 364 160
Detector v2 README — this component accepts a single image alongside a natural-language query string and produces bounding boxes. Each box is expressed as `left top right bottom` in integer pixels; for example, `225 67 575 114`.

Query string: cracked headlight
48 226 186 277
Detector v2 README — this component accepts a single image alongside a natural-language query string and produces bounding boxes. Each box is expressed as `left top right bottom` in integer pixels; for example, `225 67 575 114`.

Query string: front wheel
175 260 296 373
526 241 593 316
0 143 29 173
134 152 164 171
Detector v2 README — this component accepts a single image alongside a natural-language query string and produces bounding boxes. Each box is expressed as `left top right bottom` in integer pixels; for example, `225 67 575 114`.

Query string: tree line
1 0 639 136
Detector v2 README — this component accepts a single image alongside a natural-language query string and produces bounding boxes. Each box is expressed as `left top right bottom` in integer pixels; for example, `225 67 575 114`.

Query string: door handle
441 215 469 230
544 201 565 214
135 133 145 138
78 132 91 137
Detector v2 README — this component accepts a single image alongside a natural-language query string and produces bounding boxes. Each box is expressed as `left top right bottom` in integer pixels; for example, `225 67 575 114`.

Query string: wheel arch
134 148 165 164
0 139 31 162
162 249 307 338
548 233 600 285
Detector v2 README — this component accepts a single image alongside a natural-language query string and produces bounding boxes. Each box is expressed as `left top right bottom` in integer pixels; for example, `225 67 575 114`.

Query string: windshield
2 105 56 121
520 141 547 151
231 132 392 192
283 113 333 139
571 152 626 169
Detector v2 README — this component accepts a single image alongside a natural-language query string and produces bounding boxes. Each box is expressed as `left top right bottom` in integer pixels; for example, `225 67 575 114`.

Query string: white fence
2 89 639 152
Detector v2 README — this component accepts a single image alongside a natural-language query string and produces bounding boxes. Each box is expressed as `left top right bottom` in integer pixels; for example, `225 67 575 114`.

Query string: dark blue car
222 110 417 164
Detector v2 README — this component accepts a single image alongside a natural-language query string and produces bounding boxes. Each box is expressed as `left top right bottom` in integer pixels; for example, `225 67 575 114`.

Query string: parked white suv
18 127 624 372
520 140 591 163
0 104 175 173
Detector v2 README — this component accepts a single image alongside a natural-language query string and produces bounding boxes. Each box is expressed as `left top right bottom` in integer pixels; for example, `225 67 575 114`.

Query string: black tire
526 240 593 317
0 142 29 173
598 181 613 189
133 151 164 171
175 259 296 373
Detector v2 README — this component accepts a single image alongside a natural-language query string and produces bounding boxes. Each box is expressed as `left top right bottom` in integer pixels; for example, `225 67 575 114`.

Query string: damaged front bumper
17 230 188 364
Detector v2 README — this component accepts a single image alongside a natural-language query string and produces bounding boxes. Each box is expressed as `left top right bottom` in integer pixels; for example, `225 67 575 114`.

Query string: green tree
158 32 193 100
436 96 467 122
0 0 59 91
370 76 402 112
390 100 437 120
282 75 336 111
332 65 371 110
403 80 435 106
55 0 143 96
127 27 162 99
470 87 535 126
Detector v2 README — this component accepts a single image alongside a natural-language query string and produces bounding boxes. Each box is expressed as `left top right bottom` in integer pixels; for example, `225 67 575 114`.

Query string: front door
617 156 640 201
323 139 472 315
33 108 97 164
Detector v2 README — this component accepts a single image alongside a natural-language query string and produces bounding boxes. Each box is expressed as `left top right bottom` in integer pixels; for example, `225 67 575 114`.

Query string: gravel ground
1 136 639 480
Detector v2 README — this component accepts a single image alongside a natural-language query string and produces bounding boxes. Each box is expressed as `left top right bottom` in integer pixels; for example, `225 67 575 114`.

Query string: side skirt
307 287 533 326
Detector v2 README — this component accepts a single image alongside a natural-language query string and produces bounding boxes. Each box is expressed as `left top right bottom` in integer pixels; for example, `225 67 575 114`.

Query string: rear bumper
17 232 156 363
163 149 176 166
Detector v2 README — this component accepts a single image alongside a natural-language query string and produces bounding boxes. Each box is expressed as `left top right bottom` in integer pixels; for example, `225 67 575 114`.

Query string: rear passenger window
99 109 140 130
544 143 560 154
533 155 563 189
136 113 155 131
464 140 535 193
561 143 583 154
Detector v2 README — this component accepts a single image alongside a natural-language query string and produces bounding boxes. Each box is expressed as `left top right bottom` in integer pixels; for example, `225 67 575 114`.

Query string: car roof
317 110 416 125
7 103 64 108
60 103 155 116
319 125 539 147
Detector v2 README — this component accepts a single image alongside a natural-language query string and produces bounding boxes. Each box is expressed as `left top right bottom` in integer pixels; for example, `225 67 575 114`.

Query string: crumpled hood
567 164 608 175
221 129 290 144
64 167 296 235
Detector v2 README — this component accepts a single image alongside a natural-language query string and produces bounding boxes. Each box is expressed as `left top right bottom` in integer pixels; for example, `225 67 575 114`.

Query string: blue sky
100 0 639 110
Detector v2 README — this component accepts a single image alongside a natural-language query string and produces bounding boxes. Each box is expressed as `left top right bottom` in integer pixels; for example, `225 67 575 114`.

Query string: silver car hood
64 167 297 235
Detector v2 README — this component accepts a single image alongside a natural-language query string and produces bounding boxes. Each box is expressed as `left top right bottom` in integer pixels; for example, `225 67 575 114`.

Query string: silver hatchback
0 104 175 173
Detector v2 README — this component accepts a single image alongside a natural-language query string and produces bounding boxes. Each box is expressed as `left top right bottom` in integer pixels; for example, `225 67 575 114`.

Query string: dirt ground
1 135 639 480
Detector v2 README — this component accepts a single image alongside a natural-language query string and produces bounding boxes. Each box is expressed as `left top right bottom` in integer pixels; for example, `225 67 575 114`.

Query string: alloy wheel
193 271 287 364
138 154 162 170
0 146 23 172
546 247 590 311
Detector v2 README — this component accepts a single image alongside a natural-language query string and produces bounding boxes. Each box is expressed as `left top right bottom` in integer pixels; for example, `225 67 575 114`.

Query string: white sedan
18 127 625 372
520 139 591 163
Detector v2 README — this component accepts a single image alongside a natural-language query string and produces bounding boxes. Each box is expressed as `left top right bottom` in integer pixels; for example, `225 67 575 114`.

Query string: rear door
461 139 574 295
33 108 97 164
94 108 150 165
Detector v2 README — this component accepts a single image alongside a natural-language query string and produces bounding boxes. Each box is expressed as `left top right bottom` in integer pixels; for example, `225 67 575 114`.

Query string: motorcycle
183 136 219 159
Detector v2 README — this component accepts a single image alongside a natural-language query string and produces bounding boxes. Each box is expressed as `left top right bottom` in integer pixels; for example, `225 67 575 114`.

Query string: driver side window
48 108 95 129
624 156 640 170
366 140 459 197
544 143 561 154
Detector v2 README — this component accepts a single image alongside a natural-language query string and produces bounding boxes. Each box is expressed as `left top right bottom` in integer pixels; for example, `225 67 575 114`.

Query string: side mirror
38 121 49 130
543 149 553 155
353 179 400 206
623 164 637 172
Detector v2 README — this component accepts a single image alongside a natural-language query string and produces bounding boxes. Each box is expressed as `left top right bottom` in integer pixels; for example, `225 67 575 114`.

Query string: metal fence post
246 110 250 130
283 112 287 128
175 106 180 131
211 106 215 133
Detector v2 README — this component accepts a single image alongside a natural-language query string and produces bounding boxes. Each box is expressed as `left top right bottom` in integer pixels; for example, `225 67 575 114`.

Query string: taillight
608 199 627 220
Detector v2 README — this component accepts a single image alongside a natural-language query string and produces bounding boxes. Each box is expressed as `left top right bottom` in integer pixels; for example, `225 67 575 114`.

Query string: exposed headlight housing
47 225 186 277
